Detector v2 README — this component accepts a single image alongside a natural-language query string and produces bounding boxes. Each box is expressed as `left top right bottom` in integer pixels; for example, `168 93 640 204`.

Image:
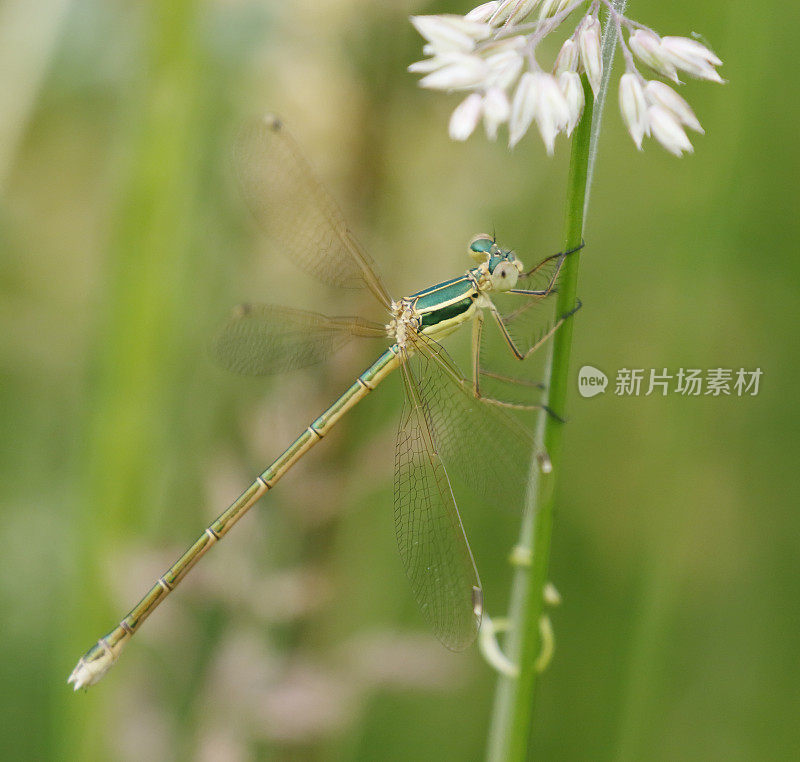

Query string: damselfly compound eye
469 234 495 257
491 261 519 291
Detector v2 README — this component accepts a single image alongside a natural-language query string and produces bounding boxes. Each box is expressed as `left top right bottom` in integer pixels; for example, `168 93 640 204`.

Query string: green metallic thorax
407 272 482 337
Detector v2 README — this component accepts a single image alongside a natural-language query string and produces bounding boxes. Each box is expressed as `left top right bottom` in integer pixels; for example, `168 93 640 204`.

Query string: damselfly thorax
388 242 526 347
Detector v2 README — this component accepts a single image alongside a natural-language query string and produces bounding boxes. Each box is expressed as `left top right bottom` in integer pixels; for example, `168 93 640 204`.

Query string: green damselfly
69 114 581 690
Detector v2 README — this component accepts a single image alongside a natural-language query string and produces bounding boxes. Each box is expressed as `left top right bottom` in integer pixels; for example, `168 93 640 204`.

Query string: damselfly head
488 252 522 291
468 234 523 291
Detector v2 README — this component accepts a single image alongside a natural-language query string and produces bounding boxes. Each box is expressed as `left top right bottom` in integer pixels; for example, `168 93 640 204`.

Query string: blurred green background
1 0 797 760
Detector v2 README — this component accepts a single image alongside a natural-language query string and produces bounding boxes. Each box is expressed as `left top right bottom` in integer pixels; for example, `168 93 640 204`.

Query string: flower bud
538 0 558 20
509 71 539 148
648 105 694 156
660 36 724 83
465 2 501 24
578 15 602 97
418 53 488 90
449 93 484 140
485 47 524 89
628 29 679 83
619 73 649 149
483 87 511 140
539 0 571 20
510 0 543 25
411 15 491 53
535 73 570 153
408 56 447 74
490 0 541 26
554 38 579 76
644 80 703 133
559 71 584 137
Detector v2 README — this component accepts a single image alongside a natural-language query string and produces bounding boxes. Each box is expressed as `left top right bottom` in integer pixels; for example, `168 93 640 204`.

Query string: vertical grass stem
486 4 626 757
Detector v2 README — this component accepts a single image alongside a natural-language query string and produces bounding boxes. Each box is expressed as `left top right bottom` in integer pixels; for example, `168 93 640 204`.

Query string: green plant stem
486 4 626 751
486 75 596 762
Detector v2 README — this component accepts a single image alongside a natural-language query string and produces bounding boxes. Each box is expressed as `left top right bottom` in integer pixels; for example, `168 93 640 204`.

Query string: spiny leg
489 299 582 364
469 301 583 422
496 241 584 333
470 311 560 418
509 240 586 298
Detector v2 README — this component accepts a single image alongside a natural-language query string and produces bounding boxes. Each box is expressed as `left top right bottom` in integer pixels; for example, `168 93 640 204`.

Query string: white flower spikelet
450 93 484 140
509 71 540 148
644 80 704 133
648 105 694 156
554 38 579 76
537 0 562 21
418 54 489 90
491 0 541 27
483 86 511 139
628 30 680 83
578 15 602 97
410 15 491 52
559 71 584 137
465 2 501 23
510 72 569 153
408 3 724 155
660 36 724 83
448 87 512 142
535 73 570 153
485 46 524 89
619 73 649 149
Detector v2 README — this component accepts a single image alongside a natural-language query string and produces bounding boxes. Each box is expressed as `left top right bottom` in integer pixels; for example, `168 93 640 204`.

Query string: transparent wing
516 250 568 295
394 349 482 651
211 303 385 376
235 114 392 307
407 333 535 505
490 289 561 359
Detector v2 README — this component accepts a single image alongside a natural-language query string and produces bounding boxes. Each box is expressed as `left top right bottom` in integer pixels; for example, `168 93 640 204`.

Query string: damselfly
69 114 581 690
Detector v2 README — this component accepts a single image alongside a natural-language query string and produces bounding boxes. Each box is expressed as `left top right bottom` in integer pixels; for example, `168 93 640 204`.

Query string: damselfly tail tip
68 631 128 691
67 653 110 691
68 662 90 691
